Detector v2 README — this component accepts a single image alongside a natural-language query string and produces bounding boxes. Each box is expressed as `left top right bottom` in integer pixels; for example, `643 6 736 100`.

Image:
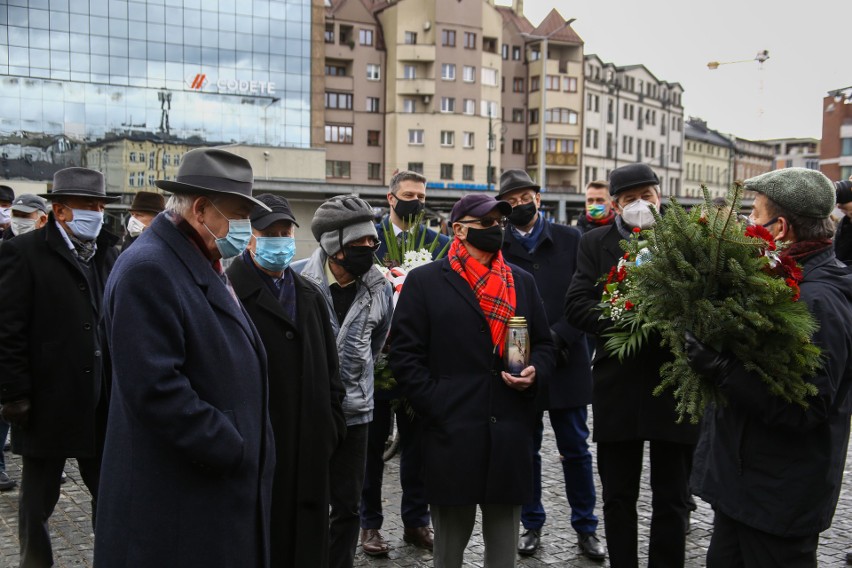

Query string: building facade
820 86 852 182
582 55 685 196
731 136 773 183
683 118 734 199
763 138 820 171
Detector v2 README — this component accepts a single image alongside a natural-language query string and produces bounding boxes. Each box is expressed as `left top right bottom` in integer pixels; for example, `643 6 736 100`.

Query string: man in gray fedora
94 148 276 568
0 167 119 567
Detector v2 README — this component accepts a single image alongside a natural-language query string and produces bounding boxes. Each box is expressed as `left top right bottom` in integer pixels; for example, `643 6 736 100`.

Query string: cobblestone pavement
2 413 852 567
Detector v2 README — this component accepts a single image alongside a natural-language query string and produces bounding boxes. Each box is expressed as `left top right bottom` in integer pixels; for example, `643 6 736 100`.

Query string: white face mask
127 215 147 237
0 207 10 225
621 199 657 229
10 217 37 236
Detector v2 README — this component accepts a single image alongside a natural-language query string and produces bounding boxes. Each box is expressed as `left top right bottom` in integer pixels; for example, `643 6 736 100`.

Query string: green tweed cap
743 168 835 219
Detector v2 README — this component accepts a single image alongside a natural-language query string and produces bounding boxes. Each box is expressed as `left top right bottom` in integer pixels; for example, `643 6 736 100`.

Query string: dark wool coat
0 214 117 457
227 256 346 568
94 214 275 568
834 216 852 266
564 223 698 444
502 220 592 409
692 249 852 537
389 256 555 505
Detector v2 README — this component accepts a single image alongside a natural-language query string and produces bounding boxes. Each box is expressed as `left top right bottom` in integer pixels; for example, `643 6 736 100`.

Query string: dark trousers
707 510 818 568
0 420 9 471
521 407 598 535
329 423 369 568
597 440 693 568
360 398 430 529
19 456 100 568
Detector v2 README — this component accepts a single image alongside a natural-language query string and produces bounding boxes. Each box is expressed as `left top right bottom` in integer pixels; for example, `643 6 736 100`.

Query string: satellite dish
423 21 431 31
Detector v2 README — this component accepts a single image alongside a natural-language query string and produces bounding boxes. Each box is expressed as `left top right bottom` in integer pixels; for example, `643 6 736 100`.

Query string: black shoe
0 471 16 491
578 532 606 561
846 551 852 564
518 529 540 556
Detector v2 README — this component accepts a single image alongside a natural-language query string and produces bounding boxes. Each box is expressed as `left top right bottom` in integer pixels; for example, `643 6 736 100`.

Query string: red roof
530 9 583 44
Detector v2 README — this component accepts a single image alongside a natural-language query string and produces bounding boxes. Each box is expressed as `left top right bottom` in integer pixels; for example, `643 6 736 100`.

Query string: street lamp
486 114 507 191
521 18 576 192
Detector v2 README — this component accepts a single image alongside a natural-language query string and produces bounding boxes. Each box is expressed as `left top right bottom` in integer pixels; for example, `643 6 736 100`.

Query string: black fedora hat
129 191 166 213
156 148 270 210
498 169 540 198
609 163 660 196
38 167 119 202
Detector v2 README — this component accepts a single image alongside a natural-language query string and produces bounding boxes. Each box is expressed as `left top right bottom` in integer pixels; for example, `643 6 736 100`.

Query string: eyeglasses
457 217 507 228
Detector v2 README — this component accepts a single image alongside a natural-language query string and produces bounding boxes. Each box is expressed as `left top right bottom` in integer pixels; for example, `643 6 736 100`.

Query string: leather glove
0 398 31 429
684 331 735 379
550 329 571 368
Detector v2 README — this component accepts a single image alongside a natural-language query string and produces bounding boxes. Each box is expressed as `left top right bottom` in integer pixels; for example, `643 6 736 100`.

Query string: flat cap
744 168 835 219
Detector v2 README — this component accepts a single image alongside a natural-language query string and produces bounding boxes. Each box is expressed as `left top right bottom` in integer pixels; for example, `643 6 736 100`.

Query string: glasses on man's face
457 217 507 228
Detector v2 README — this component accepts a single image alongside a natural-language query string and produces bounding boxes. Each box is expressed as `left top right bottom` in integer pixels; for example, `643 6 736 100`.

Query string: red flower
698 216 708 225
606 266 617 284
632 227 642 233
785 278 801 301
616 266 627 282
623 253 630 260
745 224 777 251
780 256 803 281
624 300 634 310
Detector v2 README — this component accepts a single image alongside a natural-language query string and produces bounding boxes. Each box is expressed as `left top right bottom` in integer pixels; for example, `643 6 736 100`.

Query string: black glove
550 329 571 368
0 398 31 429
684 331 736 379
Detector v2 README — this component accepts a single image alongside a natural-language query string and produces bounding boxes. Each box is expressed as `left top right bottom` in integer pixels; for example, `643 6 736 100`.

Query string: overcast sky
503 0 849 141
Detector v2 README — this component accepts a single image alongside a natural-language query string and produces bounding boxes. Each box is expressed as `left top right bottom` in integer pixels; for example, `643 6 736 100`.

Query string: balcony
396 78 435 96
526 151 579 168
325 75 354 92
397 44 436 62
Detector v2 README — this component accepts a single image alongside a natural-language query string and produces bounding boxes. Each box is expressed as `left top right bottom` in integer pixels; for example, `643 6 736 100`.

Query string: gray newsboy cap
744 168 835 219
311 195 378 256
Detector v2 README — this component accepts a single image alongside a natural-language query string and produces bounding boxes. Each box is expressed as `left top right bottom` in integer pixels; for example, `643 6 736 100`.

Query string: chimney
513 0 524 16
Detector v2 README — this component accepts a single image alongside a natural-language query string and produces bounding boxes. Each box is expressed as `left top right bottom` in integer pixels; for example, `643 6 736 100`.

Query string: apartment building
763 138 820 171
730 136 773 183
683 118 733 199
582 55 685 196
820 86 852 182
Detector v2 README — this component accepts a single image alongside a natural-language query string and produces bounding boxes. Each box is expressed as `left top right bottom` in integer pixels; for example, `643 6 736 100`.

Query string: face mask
127 215 147 237
587 204 608 220
0 207 10 225
203 203 252 259
465 225 504 253
64 207 104 241
253 236 296 272
508 202 537 227
336 245 376 277
621 199 656 229
393 197 424 222
10 217 37 236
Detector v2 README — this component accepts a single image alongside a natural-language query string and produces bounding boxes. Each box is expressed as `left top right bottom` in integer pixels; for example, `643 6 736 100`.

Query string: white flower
402 249 432 270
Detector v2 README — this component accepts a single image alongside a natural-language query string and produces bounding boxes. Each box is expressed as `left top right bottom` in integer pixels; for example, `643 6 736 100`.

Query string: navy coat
389 255 555 505
502 220 592 409
564 222 698 444
94 214 275 568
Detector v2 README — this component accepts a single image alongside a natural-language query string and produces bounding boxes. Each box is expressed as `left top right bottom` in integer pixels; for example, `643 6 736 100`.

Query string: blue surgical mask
63 206 104 241
253 236 296 272
203 203 252 259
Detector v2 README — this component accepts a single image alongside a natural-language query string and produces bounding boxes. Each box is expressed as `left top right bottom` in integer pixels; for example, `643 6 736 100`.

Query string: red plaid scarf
448 238 516 355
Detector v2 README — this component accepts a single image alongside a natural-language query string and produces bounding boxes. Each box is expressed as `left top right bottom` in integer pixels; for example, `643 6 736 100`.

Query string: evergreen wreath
599 184 821 424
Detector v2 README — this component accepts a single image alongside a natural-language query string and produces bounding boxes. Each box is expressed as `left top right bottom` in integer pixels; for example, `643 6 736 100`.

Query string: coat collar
439 257 488 324
43 212 118 273
228 256 303 329
503 217 552 260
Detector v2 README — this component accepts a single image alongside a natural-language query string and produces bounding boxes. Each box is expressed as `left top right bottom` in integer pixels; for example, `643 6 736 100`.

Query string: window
326 63 347 76
481 68 498 87
483 37 497 54
545 138 576 154
366 64 381 81
404 31 417 44
368 163 382 180
339 25 353 46
563 77 578 92
463 132 474 148
408 162 424 174
502 44 509 60
408 129 424 145
545 108 579 124
440 97 456 113
463 32 476 49
441 29 456 47
512 108 524 123
440 163 454 180
842 138 852 156
512 139 523 154
366 97 380 113
441 131 455 146
359 29 373 46
441 63 456 80
512 46 521 60
463 99 476 115
545 75 560 91
530 75 540 91
326 160 351 178
586 93 599 112
463 66 476 83
128 173 135 187
403 98 416 113
324 23 334 44
325 92 353 109
129 152 137 162
403 65 416 79
512 78 525 92
462 165 474 181
148 174 155 187
367 130 380 146
481 100 498 118
529 109 539 123
324 125 353 144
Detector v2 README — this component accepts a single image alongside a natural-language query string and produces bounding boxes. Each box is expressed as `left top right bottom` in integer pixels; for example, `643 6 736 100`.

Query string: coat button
94 350 102 357
83 367 92 374
285 331 295 340
533 263 540 270
83 323 92 330
79 283 87 291
490 416 497 423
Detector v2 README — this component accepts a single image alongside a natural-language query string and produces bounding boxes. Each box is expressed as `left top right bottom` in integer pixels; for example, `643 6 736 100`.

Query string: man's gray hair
165 193 200 216
764 197 836 241
389 170 427 194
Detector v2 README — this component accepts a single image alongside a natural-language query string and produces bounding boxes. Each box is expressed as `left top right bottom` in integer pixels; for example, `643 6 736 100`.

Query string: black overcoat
0 214 117 457
564 223 698 444
389 256 555 505
227 256 346 568
502 220 592 409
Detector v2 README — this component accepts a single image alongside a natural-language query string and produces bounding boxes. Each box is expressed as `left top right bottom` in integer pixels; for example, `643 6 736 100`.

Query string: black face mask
465 225 504 253
336 245 376 277
508 202 537 227
393 197 425 222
